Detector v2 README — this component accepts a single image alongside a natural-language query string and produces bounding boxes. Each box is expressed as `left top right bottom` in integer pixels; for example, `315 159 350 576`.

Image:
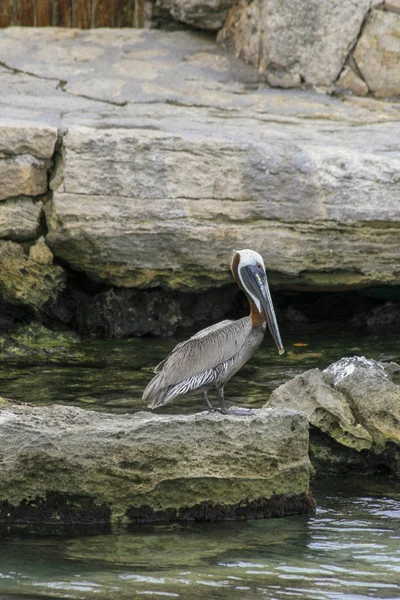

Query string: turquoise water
0 328 399 599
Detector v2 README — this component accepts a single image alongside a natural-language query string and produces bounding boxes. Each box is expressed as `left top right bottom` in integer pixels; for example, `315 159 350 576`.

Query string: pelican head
232 249 284 355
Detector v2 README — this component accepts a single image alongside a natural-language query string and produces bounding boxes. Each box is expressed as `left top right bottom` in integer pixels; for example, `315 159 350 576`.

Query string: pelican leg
217 387 255 416
217 386 229 415
202 391 215 411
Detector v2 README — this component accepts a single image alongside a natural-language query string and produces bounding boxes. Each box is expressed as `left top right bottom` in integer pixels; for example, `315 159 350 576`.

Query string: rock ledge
0 402 314 524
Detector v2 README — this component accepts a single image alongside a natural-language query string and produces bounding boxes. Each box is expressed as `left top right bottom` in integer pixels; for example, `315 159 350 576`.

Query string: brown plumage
143 249 284 414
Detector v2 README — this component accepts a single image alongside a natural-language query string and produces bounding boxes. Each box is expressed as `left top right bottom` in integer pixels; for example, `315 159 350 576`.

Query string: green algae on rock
0 402 314 524
0 238 66 312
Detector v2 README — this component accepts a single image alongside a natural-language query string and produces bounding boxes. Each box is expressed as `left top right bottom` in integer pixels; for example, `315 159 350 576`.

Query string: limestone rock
384 0 400 13
157 0 237 30
0 155 50 201
324 357 400 452
0 119 58 159
0 404 314 524
269 368 373 451
0 28 400 295
219 0 371 86
269 356 400 476
354 10 400 97
46 124 400 291
0 197 42 241
0 238 66 311
336 66 369 96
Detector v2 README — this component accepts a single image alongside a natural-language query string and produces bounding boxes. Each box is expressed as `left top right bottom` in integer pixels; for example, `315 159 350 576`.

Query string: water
0 327 399 414
0 479 399 599
0 327 400 599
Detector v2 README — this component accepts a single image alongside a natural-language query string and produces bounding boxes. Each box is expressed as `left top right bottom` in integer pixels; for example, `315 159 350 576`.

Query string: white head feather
234 249 266 313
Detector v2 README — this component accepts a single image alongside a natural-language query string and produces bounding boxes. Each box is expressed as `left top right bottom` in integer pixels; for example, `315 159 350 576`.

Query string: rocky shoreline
0 352 399 525
0 27 399 337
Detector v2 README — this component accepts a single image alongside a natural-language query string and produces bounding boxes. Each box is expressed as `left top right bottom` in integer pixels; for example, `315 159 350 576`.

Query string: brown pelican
143 249 284 414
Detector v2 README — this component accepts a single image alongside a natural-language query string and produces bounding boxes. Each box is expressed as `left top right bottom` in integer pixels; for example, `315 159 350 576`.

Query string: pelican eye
256 262 263 270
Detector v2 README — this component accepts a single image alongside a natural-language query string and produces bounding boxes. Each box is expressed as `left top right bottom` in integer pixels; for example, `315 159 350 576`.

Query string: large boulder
269 357 400 476
0 27 399 311
218 0 371 86
0 402 314 524
46 123 400 291
353 9 400 97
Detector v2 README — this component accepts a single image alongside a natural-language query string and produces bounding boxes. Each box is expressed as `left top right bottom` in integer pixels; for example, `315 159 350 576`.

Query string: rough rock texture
385 0 400 13
0 403 314 524
0 119 58 159
157 0 237 30
0 238 66 312
218 0 372 86
269 357 400 476
0 197 42 241
336 65 369 96
46 123 400 290
354 9 400 97
0 28 400 326
0 155 50 201
66 286 237 337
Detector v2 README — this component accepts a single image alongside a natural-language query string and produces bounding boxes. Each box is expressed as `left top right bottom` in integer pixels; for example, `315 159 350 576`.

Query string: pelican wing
143 317 252 399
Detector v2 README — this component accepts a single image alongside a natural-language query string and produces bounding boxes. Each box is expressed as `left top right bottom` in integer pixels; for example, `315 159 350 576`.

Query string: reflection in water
0 479 399 599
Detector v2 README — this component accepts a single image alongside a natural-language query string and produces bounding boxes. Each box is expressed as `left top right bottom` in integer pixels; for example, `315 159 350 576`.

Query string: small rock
336 65 369 96
0 197 42 242
157 0 237 30
0 155 50 201
0 119 58 159
266 71 301 89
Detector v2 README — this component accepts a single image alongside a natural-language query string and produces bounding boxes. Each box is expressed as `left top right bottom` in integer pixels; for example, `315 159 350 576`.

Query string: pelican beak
242 265 284 355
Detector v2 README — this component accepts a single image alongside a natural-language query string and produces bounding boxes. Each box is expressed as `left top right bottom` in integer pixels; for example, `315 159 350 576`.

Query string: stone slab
0 402 313 524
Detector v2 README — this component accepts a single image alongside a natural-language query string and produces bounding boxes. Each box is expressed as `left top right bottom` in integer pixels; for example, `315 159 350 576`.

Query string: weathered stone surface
0 197 42 241
269 368 373 451
324 357 400 452
158 0 237 30
218 0 371 86
0 403 313 524
0 119 58 159
384 0 400 13
354 10 400 97
269 357 400 476
46 124 400 290
336 65 369 96
0 238 66 311
0 28 400 298
0 155 50 201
